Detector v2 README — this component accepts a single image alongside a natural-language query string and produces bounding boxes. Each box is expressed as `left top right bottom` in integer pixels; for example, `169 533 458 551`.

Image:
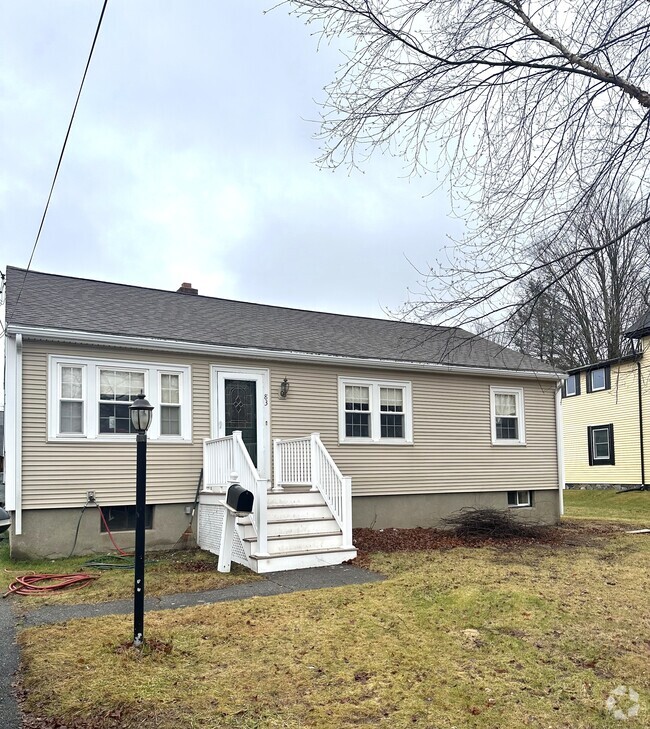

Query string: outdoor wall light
279 377 290 399
129 391 154 648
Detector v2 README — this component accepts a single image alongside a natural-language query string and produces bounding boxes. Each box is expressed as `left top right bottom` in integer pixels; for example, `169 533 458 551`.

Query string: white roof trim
7 324 564 381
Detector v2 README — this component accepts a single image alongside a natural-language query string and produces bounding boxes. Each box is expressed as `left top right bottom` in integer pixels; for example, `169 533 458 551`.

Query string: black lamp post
129 392 154 647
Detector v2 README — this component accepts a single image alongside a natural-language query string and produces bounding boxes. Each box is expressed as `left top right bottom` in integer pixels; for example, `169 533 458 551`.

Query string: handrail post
256 478 270 556
342 476 353 548
310 432 320 492
202 438 211 491
232 431 243 482
273 438 282 492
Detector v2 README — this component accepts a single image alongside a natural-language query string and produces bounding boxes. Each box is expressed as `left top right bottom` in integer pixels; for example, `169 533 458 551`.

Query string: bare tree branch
284 0 650 352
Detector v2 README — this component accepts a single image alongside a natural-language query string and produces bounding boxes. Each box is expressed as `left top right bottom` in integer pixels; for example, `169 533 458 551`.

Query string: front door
213 367 270 478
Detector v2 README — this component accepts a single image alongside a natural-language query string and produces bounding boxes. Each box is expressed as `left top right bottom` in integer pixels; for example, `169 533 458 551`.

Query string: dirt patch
169 559 219 573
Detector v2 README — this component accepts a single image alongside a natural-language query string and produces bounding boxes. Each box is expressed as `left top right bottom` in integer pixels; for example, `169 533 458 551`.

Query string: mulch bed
351 521 619 565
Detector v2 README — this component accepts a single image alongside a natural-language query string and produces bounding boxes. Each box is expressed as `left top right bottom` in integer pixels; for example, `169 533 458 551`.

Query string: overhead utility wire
5 0 109 334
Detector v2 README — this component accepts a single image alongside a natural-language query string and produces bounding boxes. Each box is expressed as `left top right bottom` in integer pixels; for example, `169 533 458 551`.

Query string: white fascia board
8 324 564 382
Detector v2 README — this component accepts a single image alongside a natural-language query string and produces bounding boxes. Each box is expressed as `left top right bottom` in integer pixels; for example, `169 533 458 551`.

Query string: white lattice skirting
197 503 250 567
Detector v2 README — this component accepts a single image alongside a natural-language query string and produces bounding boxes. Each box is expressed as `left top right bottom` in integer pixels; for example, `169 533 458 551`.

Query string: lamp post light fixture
129 392 154 647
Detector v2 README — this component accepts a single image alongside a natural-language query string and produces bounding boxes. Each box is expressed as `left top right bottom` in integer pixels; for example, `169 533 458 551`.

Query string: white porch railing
203 432 269 556
273 436 311 488
274 433 353 549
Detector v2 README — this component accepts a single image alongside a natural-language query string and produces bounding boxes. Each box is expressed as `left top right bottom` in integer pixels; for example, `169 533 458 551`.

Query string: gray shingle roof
4 267 557 374
625 308 650 339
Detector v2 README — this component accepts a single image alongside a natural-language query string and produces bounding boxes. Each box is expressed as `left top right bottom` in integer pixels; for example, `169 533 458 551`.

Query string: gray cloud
0 0 461 318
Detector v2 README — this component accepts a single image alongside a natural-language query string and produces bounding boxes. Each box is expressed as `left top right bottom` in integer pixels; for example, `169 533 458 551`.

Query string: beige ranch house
4 267 564 571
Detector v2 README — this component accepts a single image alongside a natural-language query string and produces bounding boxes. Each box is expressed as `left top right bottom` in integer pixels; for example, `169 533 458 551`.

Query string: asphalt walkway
2 563 383 728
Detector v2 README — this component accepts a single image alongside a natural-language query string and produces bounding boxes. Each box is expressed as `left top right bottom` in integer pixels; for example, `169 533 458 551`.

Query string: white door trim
210 365 270 479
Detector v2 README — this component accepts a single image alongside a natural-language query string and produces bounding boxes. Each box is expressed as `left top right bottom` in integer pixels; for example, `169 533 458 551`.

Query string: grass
1 539 261 609
17 522 650 728
563 489 650 524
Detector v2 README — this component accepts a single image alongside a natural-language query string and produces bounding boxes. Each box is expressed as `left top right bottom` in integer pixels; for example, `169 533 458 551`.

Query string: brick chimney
176 282 198 295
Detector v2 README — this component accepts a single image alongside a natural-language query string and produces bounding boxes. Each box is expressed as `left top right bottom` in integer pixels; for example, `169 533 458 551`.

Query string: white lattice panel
197 503 250 568
198 504 224 554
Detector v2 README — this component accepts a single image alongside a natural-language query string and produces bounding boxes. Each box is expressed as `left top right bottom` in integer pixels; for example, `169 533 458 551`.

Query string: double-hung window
160 373 181 436
587 424 615 465
344 385 371 437
490 387 525 445
339 378 412 443
99 369 146 434
59 365 85 435
49 355 191 441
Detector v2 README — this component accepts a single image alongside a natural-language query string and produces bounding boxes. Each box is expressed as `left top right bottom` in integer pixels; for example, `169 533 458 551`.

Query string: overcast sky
0 0 462 319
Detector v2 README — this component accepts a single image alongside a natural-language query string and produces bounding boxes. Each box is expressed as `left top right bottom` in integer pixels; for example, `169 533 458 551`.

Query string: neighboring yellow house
563 325 650 490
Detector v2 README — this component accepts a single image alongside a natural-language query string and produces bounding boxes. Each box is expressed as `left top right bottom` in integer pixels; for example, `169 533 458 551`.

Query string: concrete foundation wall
352 489 560 529
10 503 195 560
11 489 560 559
565 483 633 491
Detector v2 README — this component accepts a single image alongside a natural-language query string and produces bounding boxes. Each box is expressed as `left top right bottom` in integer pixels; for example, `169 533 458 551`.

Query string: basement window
100 505 154 532
507 491 532 508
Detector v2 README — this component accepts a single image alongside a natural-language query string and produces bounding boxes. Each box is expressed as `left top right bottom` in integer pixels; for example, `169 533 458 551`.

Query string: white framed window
507 490 532 507
99 368 146 434
48 355 191 442
588 424 615 465
590 368 605 391
490 386 525 445
159 372 181 436
338 377 412 444
58 364 86 435
588 366 610 393
563 373 580 398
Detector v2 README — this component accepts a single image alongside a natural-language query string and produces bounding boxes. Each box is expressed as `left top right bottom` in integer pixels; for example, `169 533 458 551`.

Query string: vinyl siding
563 356 649 485
270 364 559 495
20 340 560 509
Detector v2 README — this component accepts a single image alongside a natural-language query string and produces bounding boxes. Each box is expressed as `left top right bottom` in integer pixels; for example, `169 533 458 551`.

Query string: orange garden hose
97 503 131 557
3 502 132 597
3 571 98 597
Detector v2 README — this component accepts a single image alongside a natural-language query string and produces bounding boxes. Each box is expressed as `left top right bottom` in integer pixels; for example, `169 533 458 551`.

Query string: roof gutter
7 324 564 381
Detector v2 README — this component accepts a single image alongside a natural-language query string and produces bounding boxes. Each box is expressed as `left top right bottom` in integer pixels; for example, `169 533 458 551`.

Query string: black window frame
562 373 581 398
100 505 154 532
587 424 615 466
586 366 611 394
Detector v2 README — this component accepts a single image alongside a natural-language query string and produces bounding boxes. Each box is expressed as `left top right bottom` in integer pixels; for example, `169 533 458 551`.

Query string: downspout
4 333 23 534
637 360 646 490
555 382 565 517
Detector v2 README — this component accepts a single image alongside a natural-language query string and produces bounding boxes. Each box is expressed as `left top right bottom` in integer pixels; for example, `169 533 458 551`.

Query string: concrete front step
249 546 358 573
